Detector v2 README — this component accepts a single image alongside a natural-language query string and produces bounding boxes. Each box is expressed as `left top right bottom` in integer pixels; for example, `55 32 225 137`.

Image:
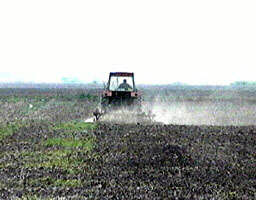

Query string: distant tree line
231 81 256 86
61 77 83 84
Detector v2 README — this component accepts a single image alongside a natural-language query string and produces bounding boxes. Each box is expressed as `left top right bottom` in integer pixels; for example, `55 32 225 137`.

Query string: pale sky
0 0 256 85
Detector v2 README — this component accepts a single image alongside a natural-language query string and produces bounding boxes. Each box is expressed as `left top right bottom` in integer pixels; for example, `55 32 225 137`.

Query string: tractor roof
110 72 134 77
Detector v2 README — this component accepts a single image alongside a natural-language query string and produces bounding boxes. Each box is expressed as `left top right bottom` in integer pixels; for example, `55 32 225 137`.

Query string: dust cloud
147 96 256 126
85 117 94 123
99 108 153 124
85 94 256 126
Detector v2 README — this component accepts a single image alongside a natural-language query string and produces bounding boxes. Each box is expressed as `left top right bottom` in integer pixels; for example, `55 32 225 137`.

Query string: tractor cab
107 72 136 92
100 72 141 108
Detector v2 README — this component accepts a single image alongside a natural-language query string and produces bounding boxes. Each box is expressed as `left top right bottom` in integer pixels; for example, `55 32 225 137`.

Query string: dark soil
0 122 255 199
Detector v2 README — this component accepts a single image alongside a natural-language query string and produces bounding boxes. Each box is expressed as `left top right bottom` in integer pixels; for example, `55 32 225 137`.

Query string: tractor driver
118 79 132 91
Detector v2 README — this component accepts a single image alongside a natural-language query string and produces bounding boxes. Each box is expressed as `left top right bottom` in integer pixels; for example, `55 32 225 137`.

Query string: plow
93 72 154 123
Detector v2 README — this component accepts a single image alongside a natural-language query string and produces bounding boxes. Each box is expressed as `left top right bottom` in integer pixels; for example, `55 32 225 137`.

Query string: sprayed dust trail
85 97 256 126
85 117 94 123
84 108 150 124
149 100 256 126
99 108 153 124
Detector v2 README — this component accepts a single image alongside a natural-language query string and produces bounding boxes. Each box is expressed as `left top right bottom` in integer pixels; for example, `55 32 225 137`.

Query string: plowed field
0 86 255 199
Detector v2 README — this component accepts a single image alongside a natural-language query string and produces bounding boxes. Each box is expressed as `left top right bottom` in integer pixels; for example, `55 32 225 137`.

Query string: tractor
93 72 142 120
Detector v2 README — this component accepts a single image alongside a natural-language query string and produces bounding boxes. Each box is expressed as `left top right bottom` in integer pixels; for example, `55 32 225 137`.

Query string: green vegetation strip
21 121 97 174
15 196 52 200
29 176 82 187
0 122 25 141
52 121 97 132
43 137 94 149
22 150 85 173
